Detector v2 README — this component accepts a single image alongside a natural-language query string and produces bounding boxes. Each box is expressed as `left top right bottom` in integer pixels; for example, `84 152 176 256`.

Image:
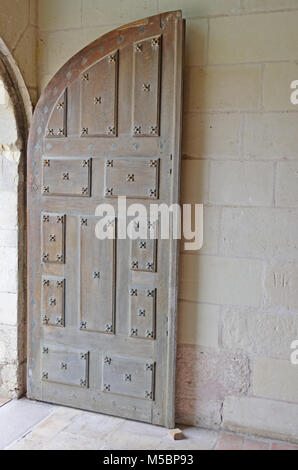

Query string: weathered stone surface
222 308 298 360
179 254 263 307
176 345 250 429
253 357 298 403
220 208 298 262
264 263 298 311
223 396 298 443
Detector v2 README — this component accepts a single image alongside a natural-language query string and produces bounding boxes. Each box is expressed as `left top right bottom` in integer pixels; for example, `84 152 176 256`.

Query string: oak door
27 11 184 427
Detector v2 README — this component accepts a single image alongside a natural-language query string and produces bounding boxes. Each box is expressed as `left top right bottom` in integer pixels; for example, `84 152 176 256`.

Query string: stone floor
1 398 298 450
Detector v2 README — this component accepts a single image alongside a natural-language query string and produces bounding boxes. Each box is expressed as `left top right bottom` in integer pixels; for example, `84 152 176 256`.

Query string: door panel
27 11 184 428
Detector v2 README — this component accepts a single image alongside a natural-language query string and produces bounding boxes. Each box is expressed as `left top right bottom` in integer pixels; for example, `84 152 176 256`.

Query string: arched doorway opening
0 38 32 398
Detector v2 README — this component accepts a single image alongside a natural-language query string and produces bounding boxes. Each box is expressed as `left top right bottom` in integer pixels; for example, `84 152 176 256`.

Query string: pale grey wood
27 11 184 428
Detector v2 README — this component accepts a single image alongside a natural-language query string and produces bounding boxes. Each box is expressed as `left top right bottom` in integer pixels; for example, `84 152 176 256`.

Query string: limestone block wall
16 0 298 442
0 81 22 396
0 0 38 104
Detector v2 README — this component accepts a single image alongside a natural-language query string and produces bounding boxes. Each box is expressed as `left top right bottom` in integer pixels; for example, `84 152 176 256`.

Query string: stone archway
0 38 32 398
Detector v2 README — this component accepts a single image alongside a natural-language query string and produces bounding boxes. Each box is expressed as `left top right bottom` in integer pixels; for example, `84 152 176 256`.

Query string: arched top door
27 11 184 428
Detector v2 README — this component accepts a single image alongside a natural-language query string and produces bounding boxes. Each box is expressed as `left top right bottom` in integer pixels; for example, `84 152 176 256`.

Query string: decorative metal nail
130 289 138 296
81 127 88 136
62 172 69 180
42 315 49 325
104 357 111 365
93 271 100 279
42 253 49 262
56 102 64 110
82 73 89 81
103 384 111 392
142 83 150 92
80 321 87 329
147 290 154 297
43 186 50 194
149 160 158 168
42 372 48 380
146 363 153 371
105 323 113 333
131 328 138 337
149 126 158 135
80 353 88 360
107 126 116 136
124 374 132 382
42 347 49 354
49 297 56 306
82 160 89 167
149 189 157 198
151 37 160 47
57 216 64 223
56 253 63 262
43 215 50 223
145 329 154 338
80 378 87 387
145 391 153 400
106 160 113 168
49 234 56 242
60 362 67 370
133 126 141 135
81 218 88 226
126 174 135 182
105 188 113 196
131 260 139 269
44 159 50 167
57 128 65 136
146 261 154 271
55 317 63 326
81 187 89 195
47 128 54 136
94 96 102 104
43 279 50 287
138 309 146 317
108 54 116 63
135 44 143 52
139 241 146 249
56 280 64 288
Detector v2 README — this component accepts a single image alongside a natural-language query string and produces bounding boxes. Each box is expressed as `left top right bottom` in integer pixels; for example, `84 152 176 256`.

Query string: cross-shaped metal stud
42 253 49 262
135 44 143 53
138 309 146 317
107 126 116 136
44 159 50 167
105 188 113 196
130 289 138 296
149 160 158 168
131 260 139 269
131 328 138 337
93 271 100 279
49 234 56 242
81 127 88 136
49 297 56 306
57 128 65 136
43 186 50 194
133 126 141 135
56 101 64 110
56 253 63 262
151 37 160 47
62 172 69 180
108 54 116 63
81 187 89 195
106 160 113 167
139 241 146 249
104 357 112 365
146 363 154 371
42 315 49 325
94 96 102 104
126 174 135 182
124 374 132 382
146 261 154 271
103 384 111 392
105 323 113 333
149 126 158 135
55 317 63 326
81 218 88 226
80 321 87 329
60 362 67 370
47 128 54 136
142 83 150 92
145 329 154 339
57 216 64 223
42 372 48 380
43 215 50 223
82 73 89 81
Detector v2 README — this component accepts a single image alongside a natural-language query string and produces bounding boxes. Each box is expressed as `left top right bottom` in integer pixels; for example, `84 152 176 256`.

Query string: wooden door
27 11 184 428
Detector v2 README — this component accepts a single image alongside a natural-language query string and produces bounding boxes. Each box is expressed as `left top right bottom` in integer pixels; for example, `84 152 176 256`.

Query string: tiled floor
1 398 298 450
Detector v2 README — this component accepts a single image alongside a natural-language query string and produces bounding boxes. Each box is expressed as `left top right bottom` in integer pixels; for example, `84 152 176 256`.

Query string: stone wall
0 80 22 397
1 0 298 441
0 0 37 104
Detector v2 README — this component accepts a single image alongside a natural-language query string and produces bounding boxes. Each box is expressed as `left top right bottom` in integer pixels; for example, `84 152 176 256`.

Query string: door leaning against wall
27 11 184 428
